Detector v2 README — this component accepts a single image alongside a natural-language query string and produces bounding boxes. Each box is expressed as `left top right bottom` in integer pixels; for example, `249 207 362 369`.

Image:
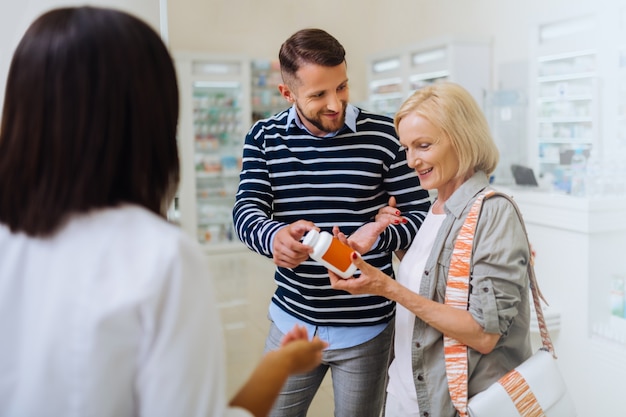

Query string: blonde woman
330 82 532 417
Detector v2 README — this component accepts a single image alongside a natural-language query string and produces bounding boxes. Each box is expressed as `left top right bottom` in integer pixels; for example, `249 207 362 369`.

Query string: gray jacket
411 171 532 417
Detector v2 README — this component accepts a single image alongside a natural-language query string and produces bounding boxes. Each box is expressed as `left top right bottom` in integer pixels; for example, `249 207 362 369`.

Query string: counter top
495 186 626 233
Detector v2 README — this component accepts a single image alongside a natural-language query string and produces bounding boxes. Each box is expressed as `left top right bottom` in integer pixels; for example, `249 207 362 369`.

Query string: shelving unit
591 3 626 345
483 90 529 185
250 59 287 122
615 7 626 151
529 13 604 193
366 36 492 116
523 7 626 415
529 7 626 197
174 52 251 252
529 7 626 333
367 53 406 117
618 47 626 147
407 38 492 106
534 51 598 190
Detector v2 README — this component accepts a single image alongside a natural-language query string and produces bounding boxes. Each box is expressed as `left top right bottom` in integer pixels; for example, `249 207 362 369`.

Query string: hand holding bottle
273 220 318 268
328 252 395 297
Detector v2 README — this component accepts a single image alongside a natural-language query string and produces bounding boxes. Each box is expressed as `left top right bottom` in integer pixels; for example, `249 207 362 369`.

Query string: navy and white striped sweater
233 107 431 326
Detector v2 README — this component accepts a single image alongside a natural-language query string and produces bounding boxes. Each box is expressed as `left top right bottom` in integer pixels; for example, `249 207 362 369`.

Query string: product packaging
302 230 357 279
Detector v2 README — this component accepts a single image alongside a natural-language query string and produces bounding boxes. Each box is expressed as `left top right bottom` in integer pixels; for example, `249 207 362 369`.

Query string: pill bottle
302 230 357 279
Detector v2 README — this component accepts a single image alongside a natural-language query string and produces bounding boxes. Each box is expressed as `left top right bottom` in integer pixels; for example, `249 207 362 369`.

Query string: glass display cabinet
174 52 251 251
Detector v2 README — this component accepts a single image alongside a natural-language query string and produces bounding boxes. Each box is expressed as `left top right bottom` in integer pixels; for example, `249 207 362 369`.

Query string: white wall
0 0 162 117
166 0 614 102
2 0 618 112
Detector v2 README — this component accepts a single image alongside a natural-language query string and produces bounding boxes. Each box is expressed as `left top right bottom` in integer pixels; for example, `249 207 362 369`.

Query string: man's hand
334 196 406 254
273 220 317 268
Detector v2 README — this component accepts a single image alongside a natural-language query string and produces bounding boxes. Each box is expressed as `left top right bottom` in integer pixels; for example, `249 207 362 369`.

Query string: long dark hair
0 6 180 237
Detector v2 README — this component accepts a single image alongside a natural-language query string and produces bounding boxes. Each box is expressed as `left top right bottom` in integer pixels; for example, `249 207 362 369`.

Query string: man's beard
296 102 347 134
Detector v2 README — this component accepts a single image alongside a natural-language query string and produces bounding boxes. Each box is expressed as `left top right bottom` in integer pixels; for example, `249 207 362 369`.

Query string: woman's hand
230 324 327 416
374 196 407 226
328 252 394 297
331 254 500 354
278 324 328 374
280 324 310 347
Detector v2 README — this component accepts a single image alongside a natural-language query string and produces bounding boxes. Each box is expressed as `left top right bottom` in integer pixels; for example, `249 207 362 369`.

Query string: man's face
280 62 349 136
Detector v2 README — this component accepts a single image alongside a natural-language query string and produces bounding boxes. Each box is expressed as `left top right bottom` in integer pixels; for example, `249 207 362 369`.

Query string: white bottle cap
302 229 319 247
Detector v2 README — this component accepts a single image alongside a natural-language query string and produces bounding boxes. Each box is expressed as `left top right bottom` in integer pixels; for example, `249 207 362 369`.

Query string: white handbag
467 349 576 417
444 190 577 417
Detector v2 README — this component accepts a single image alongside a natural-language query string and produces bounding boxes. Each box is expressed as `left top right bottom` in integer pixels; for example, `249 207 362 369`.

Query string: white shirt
387 208 446 415
0 205 251 417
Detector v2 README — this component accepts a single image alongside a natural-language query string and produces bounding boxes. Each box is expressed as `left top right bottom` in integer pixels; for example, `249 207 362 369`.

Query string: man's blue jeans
265 320 393 417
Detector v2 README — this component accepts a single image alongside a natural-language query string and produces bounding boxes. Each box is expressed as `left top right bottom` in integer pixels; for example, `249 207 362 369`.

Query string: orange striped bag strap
444 190 493 417
444 190 555 417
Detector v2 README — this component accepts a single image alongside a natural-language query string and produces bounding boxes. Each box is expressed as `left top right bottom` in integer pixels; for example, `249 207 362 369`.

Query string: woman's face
398 112 464 201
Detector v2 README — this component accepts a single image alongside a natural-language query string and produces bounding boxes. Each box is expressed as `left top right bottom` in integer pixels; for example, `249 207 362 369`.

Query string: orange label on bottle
321 238 353 272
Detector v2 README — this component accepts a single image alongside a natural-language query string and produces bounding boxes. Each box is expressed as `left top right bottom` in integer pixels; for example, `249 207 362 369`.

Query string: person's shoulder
481 190 523 224
251 109 290 130
483 188 517 207
102 206 210 277
75 205 196 257
246 110 292 145
355 107 394 124
354 108 396 134
103 205 179 234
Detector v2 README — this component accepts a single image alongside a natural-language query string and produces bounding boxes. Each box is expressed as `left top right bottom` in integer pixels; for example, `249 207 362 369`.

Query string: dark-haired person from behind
0 7 326 417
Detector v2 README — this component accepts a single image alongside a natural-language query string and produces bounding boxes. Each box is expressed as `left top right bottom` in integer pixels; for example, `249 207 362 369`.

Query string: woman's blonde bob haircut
394 82 499 178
